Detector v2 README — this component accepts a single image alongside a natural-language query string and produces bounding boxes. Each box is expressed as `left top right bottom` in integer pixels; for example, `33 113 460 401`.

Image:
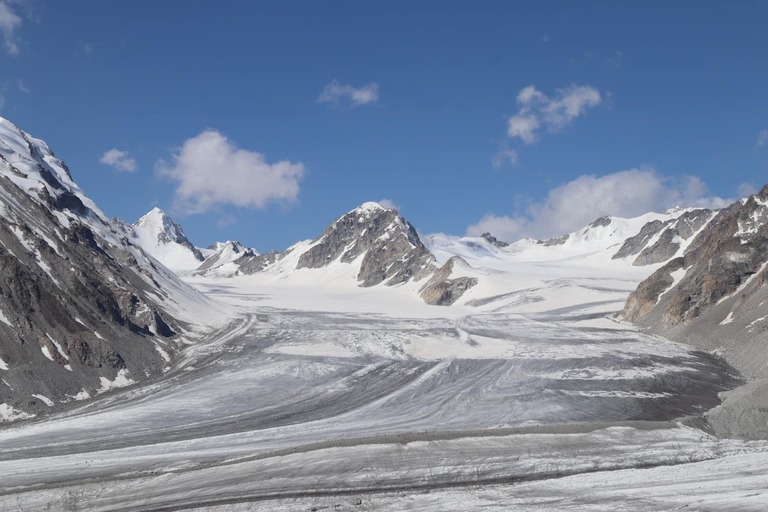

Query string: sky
0 1 767 250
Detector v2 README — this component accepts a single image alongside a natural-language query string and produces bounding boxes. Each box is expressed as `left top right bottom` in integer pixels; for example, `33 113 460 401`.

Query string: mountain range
0 114 767 436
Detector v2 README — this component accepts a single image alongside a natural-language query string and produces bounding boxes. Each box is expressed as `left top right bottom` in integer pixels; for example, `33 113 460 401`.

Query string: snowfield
1 245 766 511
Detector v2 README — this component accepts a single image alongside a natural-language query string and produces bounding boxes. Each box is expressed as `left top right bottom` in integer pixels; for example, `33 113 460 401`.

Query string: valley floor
1 264 767 511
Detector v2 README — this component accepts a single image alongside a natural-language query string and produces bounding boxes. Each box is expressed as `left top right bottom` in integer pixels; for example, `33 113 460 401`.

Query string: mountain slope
199 202 477 305
0 117 217 421
623 185 768 438
427 208 716 272
117 208 204 272
196 240 255 274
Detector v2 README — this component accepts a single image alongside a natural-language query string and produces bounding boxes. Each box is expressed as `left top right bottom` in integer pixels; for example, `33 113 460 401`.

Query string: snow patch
31 394 54 407
68 389 91 401
720 311 736 325
97 369 135 394
0 403 33 422
40 345 54 362
45 334 69 361
747 316 767 331
154 343 171 363
0 308 12 327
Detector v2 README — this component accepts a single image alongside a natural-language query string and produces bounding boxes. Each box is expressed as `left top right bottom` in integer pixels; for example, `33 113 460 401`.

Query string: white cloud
16 78 28 93
99 149 137 173
217 215 237 228
318 80 379 107
378 198 399 210
507 84 601 144
755 129 768 149
467 168 731 242
156 130 305 214
738 182 758 198
0 1 22 56
491 149 518 169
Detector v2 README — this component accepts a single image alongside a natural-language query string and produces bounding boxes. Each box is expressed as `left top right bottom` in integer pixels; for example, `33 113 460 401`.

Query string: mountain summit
120 208 204 272
195 202 478 305
295 202 435 287
0 117 213 421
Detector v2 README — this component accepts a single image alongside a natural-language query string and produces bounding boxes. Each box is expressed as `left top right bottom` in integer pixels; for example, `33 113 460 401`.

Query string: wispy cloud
467 168 730 242
378 198 399 211
217 215 237 228
738 183 758 198
491 149 518 169
507 84 602 144
318 80 379 108
156 130 305 214
99 149 137 173
755 129 768 149
16 78 28 93
0 0 22 55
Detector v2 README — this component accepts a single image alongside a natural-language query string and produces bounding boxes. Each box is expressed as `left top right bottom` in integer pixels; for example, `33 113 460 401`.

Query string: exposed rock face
196 241 252 273
622 187 768 439
202 202 477 305
136 208 204 260
612 209 715 266
234 250 280 274
296 202 436 287
612 220 666 260
0 117 200 421
480 232 509 248
115 208 204 272
419 257 478 306
624 195 767 326
539 234 569 247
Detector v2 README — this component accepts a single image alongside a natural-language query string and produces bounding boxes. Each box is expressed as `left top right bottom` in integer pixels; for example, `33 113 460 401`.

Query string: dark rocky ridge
623 185 768 438
0 118 202 421
196 241 252 273
135 208 205 262
419 256 479 306
612 209 714 266
197 202 478 305
295 203 435 287
480 232 509 248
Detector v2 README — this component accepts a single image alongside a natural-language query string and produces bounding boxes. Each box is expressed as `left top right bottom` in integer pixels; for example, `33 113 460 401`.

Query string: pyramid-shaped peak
133 208 191 246
138 207 168 221
349 201 390 215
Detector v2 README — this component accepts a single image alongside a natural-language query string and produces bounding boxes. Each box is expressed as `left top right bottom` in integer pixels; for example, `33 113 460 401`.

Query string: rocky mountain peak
624 188 768 327
0 116 216 421
127 208 204 271
135 208 191 247
297 203 433 286
480 232 510 248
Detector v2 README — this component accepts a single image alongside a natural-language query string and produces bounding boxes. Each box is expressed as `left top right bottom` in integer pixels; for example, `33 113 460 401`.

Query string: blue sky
1 1 767 250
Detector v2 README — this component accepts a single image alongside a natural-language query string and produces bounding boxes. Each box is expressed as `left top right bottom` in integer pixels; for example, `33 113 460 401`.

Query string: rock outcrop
480 232 509 248
623 186 768 439
419 257 478 306
296 202 435 287
195 202 478 305
0 117 207 421
116 208 205 272
612 209 715 266
624 194 767 326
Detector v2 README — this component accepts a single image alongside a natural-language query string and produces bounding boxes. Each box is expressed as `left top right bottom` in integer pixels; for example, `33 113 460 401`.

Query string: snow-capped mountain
0 117 216 421
198 202 478 305
117 208 204 273
427 208 716 272
625 190 768 330
623 186 768 439
196 240 255 274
